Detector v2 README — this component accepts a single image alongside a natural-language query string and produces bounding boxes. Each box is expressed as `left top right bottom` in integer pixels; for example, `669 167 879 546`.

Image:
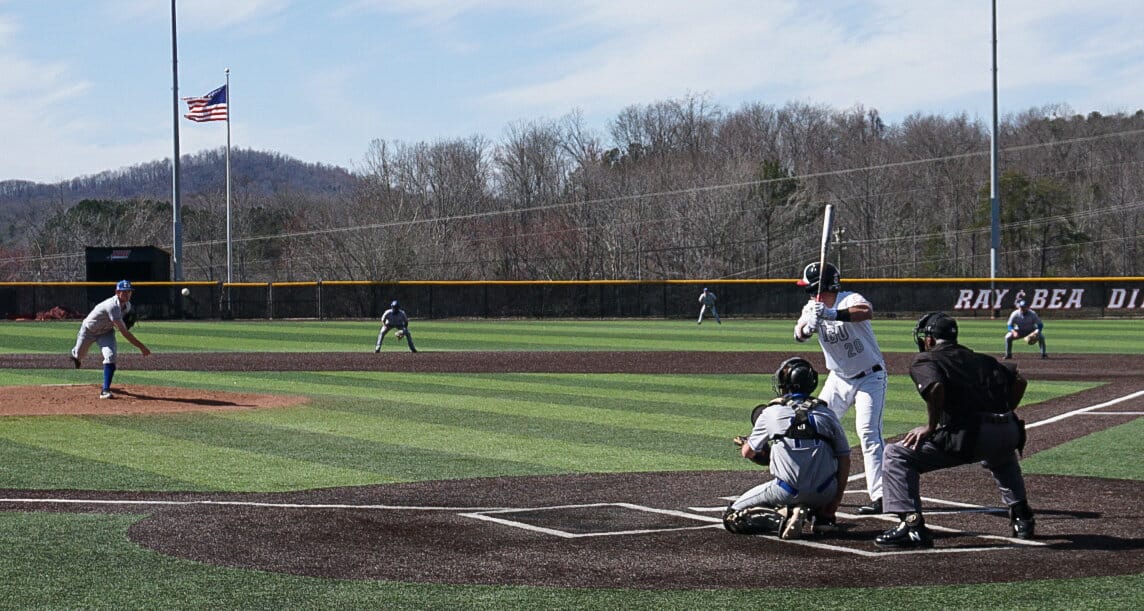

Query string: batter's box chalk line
458 502 721 539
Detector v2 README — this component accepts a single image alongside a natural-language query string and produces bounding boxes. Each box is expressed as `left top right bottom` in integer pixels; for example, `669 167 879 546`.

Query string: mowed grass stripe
7 319 1144 354
297 371 754 429
222 369 755 440
0 417 379 491
223 405 731 473
0 437 192 490
96 412 572 483
310 399 743 462
305 372 743 438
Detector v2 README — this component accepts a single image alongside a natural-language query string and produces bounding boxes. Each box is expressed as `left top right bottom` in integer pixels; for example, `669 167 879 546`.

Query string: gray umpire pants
883 417 1028 515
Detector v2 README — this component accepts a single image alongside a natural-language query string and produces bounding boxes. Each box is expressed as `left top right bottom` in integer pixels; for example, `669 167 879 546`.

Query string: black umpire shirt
909 342 1018 428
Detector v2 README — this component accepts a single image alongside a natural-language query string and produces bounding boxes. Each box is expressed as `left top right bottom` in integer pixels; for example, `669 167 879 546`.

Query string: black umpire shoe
856 498 882 515
1010 501 1036 539
874 513 933 549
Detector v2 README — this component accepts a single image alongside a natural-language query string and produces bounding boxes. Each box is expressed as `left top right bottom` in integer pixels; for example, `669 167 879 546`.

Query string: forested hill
0 148 359 212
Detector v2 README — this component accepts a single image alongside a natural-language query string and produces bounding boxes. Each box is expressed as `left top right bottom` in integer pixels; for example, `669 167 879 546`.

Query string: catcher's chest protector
773 399 832 443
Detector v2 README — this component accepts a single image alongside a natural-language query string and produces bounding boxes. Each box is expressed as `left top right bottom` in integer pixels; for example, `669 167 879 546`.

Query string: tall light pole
170 0 183 281
989 0 1000 308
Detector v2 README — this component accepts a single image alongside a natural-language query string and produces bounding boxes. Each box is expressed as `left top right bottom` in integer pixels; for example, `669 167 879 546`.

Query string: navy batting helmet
772 356 819 396
797 262 841 294
115 280 134 291
914 311 958 352
390 300 400 308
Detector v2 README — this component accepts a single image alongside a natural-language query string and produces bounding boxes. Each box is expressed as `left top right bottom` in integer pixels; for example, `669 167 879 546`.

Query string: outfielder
374 300 417 353
1004 299 1046 359
69 279 151 399
724 357 851 539
697 288 720 325
793 262 886 515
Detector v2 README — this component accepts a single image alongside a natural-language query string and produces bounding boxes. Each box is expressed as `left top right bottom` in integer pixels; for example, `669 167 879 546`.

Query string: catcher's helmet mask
797 262 842 295
772 356 819 396
914 311 958 352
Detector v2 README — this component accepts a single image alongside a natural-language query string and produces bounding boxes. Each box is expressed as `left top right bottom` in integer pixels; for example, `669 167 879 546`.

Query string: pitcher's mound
1 384 308 416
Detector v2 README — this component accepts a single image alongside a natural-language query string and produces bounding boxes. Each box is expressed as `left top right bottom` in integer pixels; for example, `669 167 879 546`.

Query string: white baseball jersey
1006 308 1043 336
808 291 884 378
80 295 130 336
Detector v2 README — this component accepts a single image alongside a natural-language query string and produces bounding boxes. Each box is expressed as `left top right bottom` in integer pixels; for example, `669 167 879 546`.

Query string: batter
794 262 887 514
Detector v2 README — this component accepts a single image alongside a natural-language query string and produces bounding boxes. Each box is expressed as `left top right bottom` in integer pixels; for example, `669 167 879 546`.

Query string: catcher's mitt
733 434 769 466
123 311 138 330
1025 331 1039 345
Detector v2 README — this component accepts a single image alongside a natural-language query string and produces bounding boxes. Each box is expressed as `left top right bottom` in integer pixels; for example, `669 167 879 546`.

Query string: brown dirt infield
1 350 1142 589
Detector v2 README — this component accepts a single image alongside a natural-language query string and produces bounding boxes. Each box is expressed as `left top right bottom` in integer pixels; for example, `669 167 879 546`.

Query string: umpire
875 312 1035 549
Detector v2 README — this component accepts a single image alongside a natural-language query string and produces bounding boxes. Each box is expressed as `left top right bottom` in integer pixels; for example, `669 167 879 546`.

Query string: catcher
723 357 851 540
1003 298 1046 359
69 279 151 400
374 300 417 353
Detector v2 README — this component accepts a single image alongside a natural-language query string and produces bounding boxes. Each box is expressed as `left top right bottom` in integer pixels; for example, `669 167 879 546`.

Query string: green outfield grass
0 318 1141 608
2 317 1141 354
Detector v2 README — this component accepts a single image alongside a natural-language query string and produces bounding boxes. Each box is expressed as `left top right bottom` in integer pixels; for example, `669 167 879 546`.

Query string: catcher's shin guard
722 505 784 535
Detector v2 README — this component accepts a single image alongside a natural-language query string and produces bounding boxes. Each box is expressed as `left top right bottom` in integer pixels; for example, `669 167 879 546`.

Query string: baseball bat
816 204 835 299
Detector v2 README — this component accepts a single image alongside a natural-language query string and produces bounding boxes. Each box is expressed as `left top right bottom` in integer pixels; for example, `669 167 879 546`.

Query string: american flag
182 85 228 122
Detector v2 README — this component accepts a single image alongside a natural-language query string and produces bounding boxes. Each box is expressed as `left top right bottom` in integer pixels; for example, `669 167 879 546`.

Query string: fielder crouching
374 300 418 353
724 357 851 539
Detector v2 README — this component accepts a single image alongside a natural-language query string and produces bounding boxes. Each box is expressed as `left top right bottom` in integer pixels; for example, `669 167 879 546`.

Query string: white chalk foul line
0 498 510 512
1027 390 1144 429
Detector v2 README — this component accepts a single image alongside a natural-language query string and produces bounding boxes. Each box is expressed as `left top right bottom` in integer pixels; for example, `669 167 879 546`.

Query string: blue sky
2 0 1142 183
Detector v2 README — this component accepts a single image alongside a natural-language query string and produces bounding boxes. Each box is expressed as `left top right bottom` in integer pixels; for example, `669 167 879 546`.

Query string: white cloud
103 0 290 29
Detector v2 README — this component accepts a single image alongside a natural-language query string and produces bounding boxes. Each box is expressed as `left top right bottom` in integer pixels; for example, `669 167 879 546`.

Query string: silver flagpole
170 0 183 282
225 68 232 286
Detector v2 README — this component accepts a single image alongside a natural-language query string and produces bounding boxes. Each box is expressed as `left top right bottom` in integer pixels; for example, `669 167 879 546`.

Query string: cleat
811 514 840 534
857 498 883 515
1009 501 1036 539
99 390 114 400
1011 517 1036 539
373 348 380 353
70 353 81 369
874 513 933 549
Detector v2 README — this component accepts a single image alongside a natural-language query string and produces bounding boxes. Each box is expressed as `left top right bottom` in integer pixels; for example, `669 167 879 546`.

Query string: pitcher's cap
116 280 134 291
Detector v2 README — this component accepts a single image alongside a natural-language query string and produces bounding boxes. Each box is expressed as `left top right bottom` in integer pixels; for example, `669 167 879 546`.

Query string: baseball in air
181 287 191 297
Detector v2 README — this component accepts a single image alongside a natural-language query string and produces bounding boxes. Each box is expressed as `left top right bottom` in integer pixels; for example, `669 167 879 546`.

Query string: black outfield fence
3 278 1144 321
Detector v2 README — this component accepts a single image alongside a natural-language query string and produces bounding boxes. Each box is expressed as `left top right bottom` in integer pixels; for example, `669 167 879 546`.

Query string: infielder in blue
1004 298 1046 359
70 280 151 399
375 300 417 353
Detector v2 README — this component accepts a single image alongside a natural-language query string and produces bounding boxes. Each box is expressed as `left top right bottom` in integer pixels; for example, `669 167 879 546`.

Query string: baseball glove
395 328 406 340
123 311 137 330
1025 331 1039 345
733 435 769 466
